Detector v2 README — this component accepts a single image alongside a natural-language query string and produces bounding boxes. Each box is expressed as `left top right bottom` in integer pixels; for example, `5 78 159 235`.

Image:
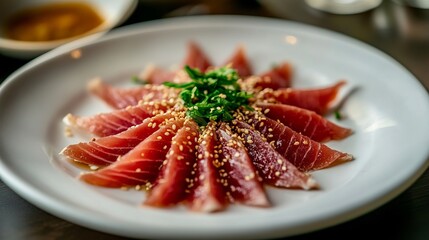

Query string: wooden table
1 1 428 239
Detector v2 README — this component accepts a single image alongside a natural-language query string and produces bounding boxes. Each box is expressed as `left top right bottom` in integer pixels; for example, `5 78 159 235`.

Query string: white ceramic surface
305 0 382 14
0 0 138 58
0 16 429 239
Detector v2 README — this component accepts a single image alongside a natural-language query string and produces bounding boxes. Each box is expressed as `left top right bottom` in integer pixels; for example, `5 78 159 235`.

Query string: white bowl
0 0 138 58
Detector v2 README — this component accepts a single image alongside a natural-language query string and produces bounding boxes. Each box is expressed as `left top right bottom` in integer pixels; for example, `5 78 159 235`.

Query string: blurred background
1 0 428 239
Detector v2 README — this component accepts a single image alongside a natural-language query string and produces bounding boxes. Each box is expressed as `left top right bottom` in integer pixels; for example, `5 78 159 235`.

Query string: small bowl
0 0 138 59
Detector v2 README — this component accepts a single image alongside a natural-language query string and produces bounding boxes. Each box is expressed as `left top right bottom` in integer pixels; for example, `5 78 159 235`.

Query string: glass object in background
393 0 429 8
305 0 383 14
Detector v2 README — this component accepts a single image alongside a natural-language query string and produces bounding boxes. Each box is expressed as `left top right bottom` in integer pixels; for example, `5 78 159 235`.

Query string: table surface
1 1 428 239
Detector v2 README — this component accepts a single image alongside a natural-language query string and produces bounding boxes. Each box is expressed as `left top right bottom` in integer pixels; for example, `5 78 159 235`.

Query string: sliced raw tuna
63 102 171 137
255 62 293 90
87 78 178 109
139 64 176 85
247 113 352 172
258 103 352 142
223 46 252 78
61 113 173 167
79 119 184 188
187 122 228 212
235 120 318 190
260 80 346 115
183 41 213 72
145 120 199 207
217 124 270 207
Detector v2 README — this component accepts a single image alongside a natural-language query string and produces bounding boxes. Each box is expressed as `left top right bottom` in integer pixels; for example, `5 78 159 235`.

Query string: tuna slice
260 80 346 115
255 62 293 90
235 121 318 190
248 113 352 172
61 114 173 167
87 78 178 109
183 41 213 72
63 102 171 137
187 122 228 212
145 120 199 207
80 119 184 188
223 46 252 78
258 103 352 142
217 124 270 207
139 64 176 85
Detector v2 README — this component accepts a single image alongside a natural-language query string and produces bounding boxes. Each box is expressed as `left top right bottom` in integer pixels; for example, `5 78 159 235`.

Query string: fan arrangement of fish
61 42 353 212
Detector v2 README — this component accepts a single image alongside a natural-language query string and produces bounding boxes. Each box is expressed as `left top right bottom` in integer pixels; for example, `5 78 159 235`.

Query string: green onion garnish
164 66 253 125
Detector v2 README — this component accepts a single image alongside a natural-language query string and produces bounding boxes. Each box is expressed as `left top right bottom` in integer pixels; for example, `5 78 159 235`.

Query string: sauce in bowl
5 2 104 42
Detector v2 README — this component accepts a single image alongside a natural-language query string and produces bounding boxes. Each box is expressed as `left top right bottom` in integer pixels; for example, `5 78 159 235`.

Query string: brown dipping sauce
5 2 104 42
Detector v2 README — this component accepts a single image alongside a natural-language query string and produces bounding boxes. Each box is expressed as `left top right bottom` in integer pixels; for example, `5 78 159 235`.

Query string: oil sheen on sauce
5 2 104 42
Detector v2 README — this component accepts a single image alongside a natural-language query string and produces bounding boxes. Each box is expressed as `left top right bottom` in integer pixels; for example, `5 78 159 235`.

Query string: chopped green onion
131 76 148 85
164 65 253 125
334 110 342 120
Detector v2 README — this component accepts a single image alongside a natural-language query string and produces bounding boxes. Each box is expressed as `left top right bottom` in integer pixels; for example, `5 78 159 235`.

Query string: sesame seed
89 165 99 170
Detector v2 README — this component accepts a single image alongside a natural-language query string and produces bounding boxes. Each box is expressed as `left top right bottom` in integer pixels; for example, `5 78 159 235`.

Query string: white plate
1 16 429 239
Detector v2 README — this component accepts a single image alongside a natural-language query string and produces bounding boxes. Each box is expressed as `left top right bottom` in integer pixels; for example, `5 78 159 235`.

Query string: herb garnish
164 66 253 125
131 76 148 85
334 110 342 120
